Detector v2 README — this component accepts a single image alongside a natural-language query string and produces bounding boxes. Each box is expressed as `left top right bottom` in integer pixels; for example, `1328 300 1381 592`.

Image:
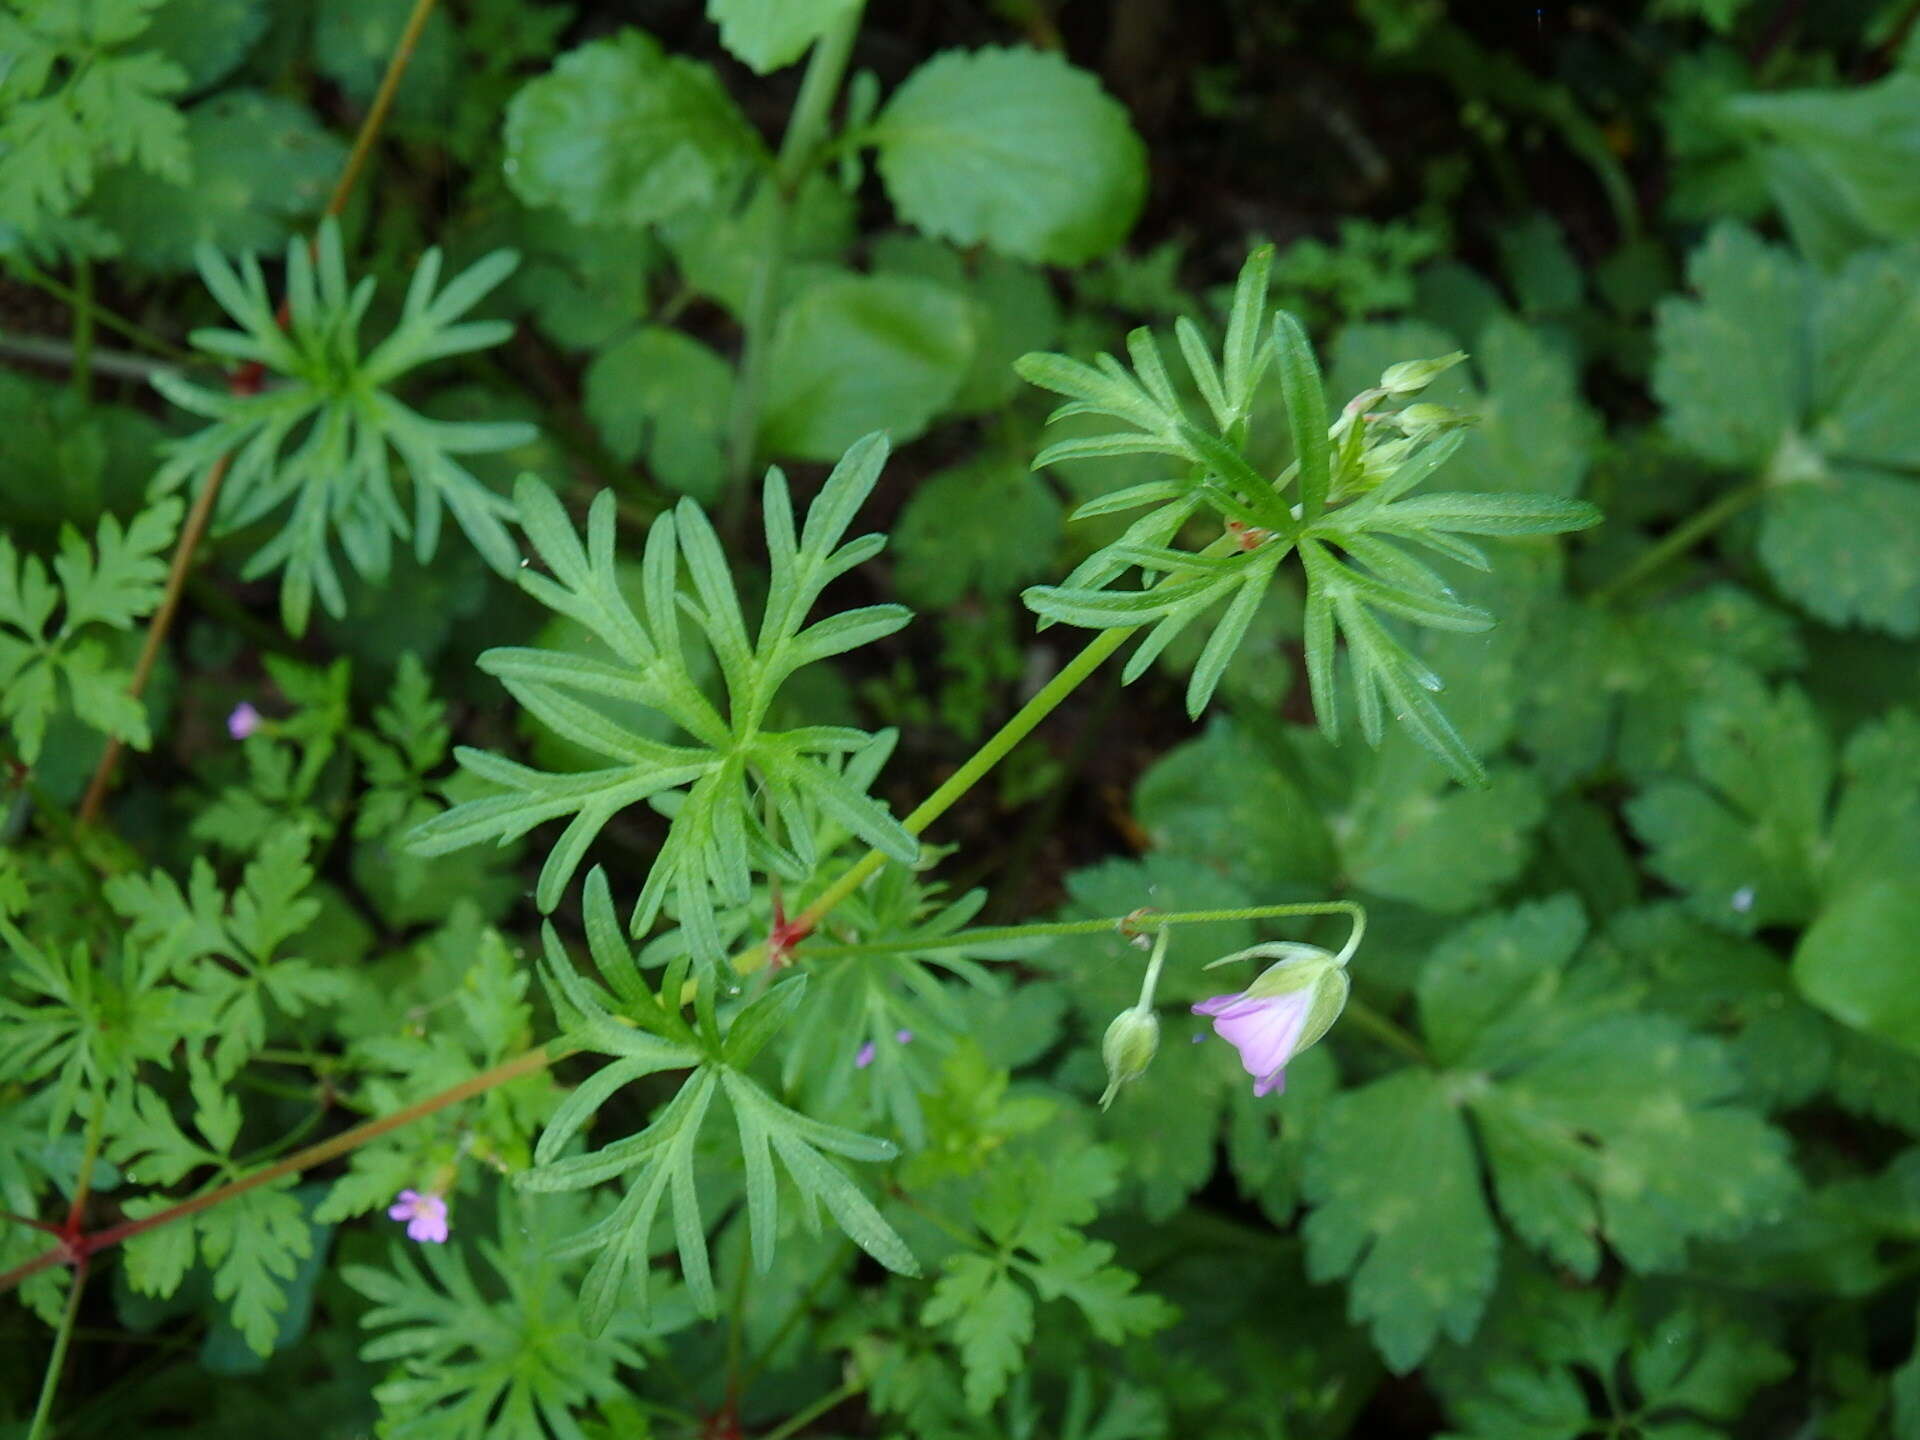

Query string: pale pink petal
1195 989 1313 1097
387 1189 420 1223
1193 991 1260 1018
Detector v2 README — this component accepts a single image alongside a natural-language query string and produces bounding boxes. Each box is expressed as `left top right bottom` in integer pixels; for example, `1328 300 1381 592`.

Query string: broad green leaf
503 29 765 228
1303 1067 1499 1373
1794 881 1920 1059
923 1255 1034 1412
140 0 268 91
89 90 343 270
1733 74 1920 246
759 273 973 460
707 0 859 74
1426 901 1800 1276
871 234 1062 413
584 326 734 502
872 47 1146 265
1654 228 1920 634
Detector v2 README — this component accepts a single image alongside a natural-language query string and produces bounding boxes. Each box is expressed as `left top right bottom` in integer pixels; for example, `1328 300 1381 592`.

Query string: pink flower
1193 987 1316 1097
227 702 261 740
894 1029 914 1045
388 1189 449 1243
1192 942 1350 1099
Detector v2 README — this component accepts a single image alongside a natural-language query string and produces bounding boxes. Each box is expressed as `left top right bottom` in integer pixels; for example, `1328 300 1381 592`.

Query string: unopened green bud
1100 1005 1160 1109
1391 402 1470 436
1380 351 1466 396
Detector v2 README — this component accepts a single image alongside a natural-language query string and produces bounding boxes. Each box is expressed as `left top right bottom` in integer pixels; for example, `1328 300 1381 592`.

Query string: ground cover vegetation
4 1 1920 1436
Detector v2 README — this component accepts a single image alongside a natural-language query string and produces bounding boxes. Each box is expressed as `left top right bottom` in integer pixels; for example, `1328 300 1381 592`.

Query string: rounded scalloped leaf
1794 880 1920 1057
503 29 765 229
707 0 859 74
88 90 345 271
758 273 974 461
872 47 1146 266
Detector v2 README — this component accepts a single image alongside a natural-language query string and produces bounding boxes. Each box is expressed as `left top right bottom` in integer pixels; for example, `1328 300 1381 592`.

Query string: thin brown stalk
75 0 443 826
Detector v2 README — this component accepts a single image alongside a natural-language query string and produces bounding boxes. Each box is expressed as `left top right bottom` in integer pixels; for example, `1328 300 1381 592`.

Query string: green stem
26 1262 87 1440
806 899 1367 958
1340 997 1430 1065
743 625 1137 971
69 257 93 401
759 1379 863 1440
1592 479 1766 605
739 1242 849 1391
1135 927 1170 1008
725 2 865 485
3 256 189 362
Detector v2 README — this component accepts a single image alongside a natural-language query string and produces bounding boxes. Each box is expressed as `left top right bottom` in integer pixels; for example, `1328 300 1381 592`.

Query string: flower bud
1100 1005 1161 1109
1380 351 1466 396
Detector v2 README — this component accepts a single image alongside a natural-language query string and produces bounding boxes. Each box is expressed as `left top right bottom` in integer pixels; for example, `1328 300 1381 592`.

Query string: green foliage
0 497 178 763
1020 248 1597 780
502 29 763 229
11 6 1920 1438
519 870 916 1333
151 219 531 634
870 47 1148 266
759 274 973 459
345 1188 680 1440
1654 225 1920 635
408 434 915 966
708 0 860 75
0 0 189 244
1303 897 1797 1371
87 89 343 270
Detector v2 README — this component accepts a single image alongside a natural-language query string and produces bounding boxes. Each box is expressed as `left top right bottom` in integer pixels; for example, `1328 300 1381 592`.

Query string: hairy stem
74 0 443 826
1592 479 1765 606
725 3 866 485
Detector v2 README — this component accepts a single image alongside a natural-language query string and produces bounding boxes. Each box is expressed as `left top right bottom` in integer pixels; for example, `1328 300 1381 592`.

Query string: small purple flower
854 1042 878 1069
388 1189 449 1243
227 702 261 740
894 1029 914 1045
1191 941 1350 1099
1193 988 1316 1097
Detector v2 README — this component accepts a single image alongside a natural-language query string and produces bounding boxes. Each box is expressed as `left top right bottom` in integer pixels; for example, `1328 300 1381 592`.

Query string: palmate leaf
518 871 915 1335
150 218 531 635
0 497 180 764
408 432 914 969
344 1187 672 1440
1019 249 1598 781
0 0 190 241
1303 898 1798 1373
